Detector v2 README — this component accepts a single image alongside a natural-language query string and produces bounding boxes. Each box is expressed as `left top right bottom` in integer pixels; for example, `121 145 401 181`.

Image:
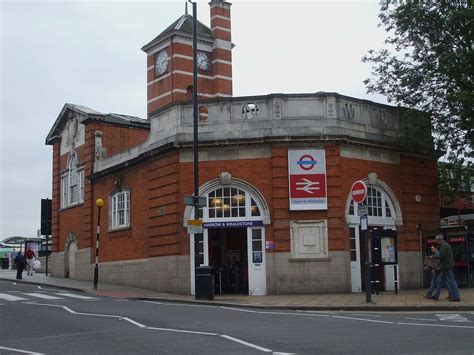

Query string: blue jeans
426 271 441 297
433 268 461 300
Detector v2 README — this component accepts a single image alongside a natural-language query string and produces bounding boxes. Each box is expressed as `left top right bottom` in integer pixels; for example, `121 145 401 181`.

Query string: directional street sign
184 196 207 207
187 219 203 234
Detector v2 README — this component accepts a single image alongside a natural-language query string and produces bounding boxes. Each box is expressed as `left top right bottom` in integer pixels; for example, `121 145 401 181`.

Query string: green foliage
438 161 473 204
363 0 473 167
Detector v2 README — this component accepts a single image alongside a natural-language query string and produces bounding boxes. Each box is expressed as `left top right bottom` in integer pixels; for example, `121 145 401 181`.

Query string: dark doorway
208 228 248 294
360 227 394 292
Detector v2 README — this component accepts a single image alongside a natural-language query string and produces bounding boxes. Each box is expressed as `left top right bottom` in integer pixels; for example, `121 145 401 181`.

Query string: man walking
431 234 461 302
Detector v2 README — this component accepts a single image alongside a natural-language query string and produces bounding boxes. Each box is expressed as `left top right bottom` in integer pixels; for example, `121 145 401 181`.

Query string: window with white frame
61 154 84 208
348 186 396 226
110 189 130 230
206 187 261 219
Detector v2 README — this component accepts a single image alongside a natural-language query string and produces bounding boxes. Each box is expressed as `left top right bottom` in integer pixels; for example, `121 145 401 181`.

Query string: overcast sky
0 0 388 239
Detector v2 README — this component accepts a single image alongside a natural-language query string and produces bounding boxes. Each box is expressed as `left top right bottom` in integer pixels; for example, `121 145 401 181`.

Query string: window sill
108 226 131 234
59 202 84 211
289 256 331 262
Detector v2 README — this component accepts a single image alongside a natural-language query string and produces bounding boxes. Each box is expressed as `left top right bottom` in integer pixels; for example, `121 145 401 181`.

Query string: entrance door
349 226 362 292
247 228 266 295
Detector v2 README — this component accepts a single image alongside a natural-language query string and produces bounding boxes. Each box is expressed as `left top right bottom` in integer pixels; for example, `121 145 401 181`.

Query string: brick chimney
209 0 233 97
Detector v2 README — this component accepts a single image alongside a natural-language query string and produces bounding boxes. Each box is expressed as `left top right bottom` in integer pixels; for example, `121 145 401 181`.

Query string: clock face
197 51 211 70
155 50 169 76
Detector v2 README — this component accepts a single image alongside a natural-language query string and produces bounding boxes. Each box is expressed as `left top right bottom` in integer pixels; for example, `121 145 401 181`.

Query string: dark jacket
14 253 26 270
439 242 454 270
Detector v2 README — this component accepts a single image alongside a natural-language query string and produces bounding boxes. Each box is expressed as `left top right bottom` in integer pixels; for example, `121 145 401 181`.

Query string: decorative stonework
326 96 336 118
342 103 355 119
242 103 258 119
64 232 79 250
219 171 232 185
95 131 107 161
273 98 281 119
66 112 79 147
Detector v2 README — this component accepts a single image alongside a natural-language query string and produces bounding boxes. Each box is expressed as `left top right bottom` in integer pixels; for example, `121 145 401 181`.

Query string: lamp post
188 0 201 298
93 198 104 290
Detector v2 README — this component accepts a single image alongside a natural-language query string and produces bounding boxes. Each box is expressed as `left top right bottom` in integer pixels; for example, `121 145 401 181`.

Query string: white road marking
403 317 437 322
332 315 394 324
263 311 330 317
397 322 474 329
142 300 162 305
142 300 211 308
0 345 44 354
120 317 147 328
350 313 381 317
220 306 257 313
147 326 218 336
55 292 99 300
0 293 28 301
435 313 470 323
23 293 64 300
220 335 272 352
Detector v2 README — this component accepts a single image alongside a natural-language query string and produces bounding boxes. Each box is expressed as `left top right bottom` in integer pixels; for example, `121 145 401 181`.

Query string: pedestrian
14 251 26 280
422 245 442 299
25 247 36 276
431 234 461 302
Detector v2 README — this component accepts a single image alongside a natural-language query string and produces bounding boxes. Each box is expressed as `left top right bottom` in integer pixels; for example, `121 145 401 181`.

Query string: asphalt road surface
1 280 473 354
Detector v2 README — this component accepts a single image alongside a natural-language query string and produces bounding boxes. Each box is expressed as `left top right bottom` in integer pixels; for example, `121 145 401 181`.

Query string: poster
380 235 397 264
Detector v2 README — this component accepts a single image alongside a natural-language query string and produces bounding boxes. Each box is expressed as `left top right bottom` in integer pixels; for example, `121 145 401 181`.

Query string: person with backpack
25 247 36 276
14 251 26 279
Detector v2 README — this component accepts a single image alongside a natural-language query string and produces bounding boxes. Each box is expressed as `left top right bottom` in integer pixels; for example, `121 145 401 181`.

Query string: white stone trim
212 59 232 65
211 14 230 22
173 70 232 81
147 72 171 86
172 37 213 52
211 26 231 33
147 90 172 104
173 53 193 61
147 65 154 71
146 40 171 56
214 39 232 51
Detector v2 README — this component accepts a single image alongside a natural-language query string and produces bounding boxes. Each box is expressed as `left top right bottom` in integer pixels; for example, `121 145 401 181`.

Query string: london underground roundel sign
351 180 367 204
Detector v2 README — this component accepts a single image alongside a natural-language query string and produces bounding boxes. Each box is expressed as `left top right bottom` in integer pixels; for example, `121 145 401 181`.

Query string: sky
0 0 389 239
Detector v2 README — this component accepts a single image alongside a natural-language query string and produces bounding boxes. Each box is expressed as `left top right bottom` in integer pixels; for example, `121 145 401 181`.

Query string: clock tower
142 0 233 117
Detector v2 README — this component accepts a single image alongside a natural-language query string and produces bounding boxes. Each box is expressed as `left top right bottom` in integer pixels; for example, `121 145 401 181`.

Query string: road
1 280 473 354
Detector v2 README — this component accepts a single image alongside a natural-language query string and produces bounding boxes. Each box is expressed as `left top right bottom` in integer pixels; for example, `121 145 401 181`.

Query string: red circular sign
351 180 367 204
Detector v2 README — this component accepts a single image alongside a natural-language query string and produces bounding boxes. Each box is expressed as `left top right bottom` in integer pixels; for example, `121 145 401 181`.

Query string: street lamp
93 198 104 290
188 0 201 298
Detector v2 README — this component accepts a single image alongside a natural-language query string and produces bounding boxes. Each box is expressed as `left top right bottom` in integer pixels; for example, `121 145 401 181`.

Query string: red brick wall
54 141 439 263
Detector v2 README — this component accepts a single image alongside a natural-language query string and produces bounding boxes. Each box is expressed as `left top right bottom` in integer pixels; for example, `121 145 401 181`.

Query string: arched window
61 153 84 208
206 187 262 220
109 189 130 230
348 186 396 225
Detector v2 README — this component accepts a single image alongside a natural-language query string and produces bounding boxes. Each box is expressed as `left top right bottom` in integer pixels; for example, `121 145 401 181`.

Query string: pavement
1 269 473 311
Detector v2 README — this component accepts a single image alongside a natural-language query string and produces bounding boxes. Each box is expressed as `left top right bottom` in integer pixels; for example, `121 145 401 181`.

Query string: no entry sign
351 180 367 204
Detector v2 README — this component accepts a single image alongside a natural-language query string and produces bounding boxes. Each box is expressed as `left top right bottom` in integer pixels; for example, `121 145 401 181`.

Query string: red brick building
45 0 440 295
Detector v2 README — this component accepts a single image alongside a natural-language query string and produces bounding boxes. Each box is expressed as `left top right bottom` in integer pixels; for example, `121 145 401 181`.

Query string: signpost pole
351 180 371 303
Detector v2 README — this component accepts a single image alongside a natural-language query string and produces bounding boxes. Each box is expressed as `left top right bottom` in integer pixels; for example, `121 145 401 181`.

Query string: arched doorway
345 177 402 292
184 174 270 295
64 233 79 279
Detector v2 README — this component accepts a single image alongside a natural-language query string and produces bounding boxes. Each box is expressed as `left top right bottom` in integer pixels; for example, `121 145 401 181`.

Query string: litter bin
195 266 214 300
1 257 9 269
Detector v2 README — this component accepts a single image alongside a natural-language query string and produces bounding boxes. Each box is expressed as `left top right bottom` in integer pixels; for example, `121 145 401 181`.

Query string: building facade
45 1 440 295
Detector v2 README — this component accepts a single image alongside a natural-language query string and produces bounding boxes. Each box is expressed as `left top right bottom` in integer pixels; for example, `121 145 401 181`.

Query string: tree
363 1 473 167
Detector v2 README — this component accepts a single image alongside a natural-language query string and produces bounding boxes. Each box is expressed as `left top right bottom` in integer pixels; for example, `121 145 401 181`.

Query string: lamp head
96 198 105 207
